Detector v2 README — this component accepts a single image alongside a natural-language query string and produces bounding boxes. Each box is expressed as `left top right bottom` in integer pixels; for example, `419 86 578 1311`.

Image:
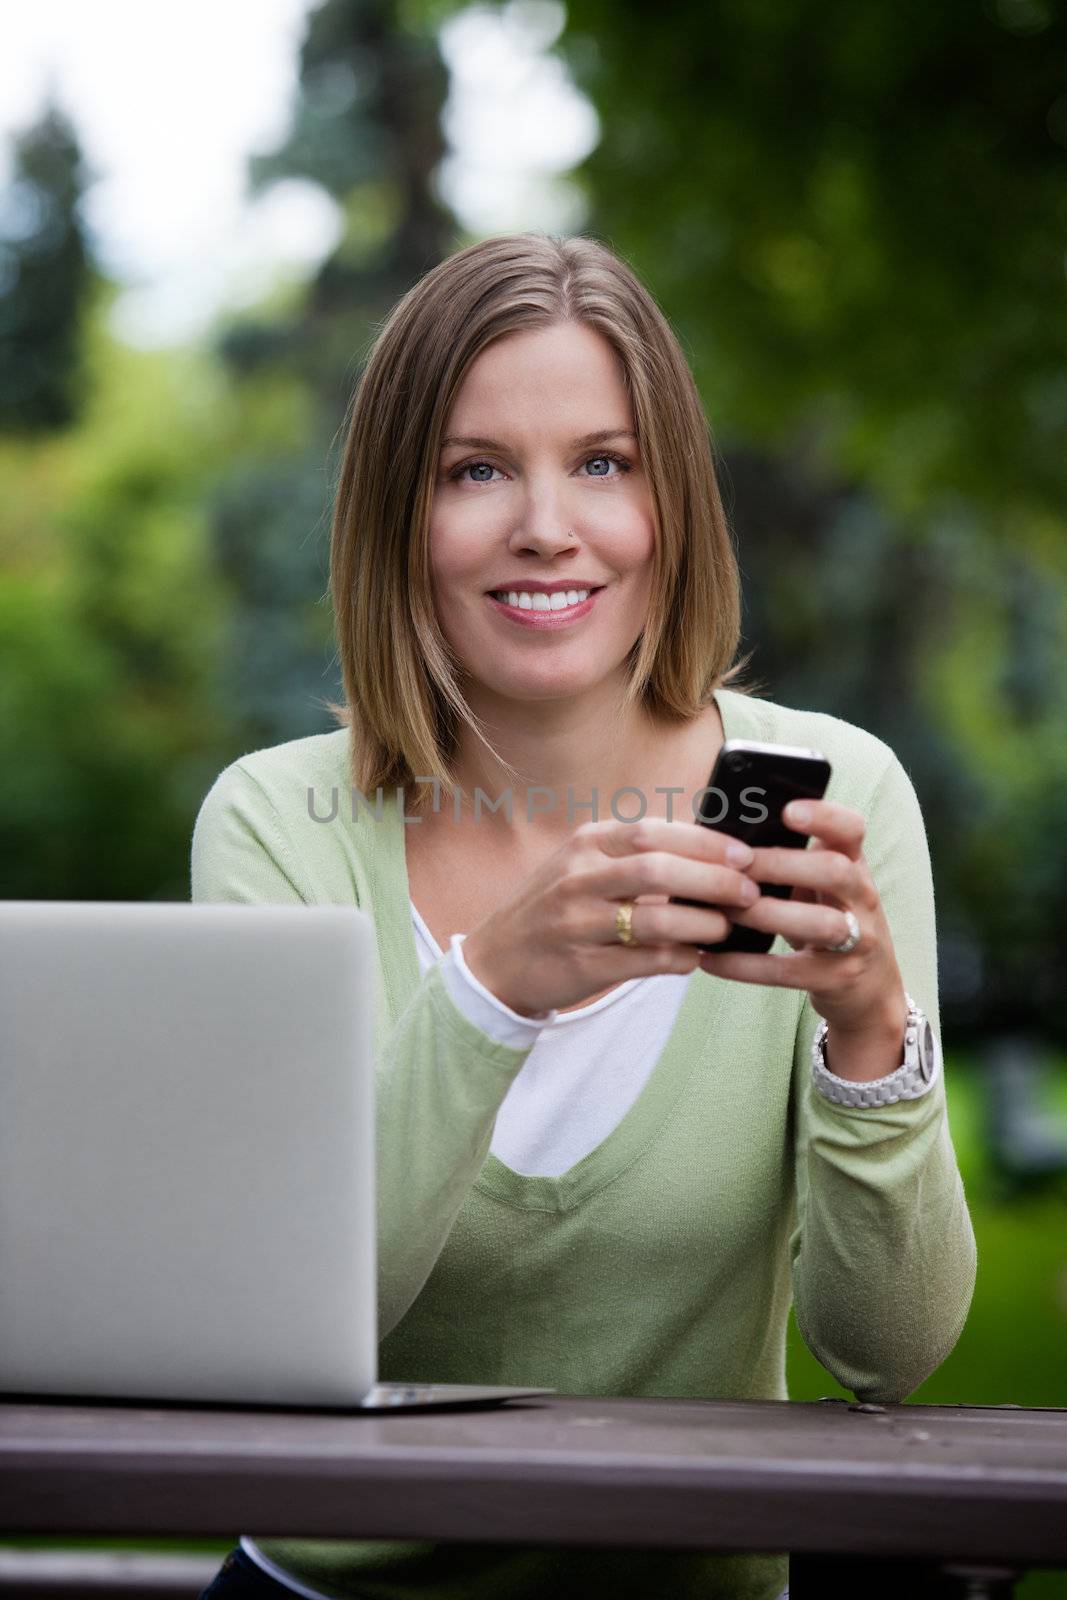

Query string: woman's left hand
697 798 906 1035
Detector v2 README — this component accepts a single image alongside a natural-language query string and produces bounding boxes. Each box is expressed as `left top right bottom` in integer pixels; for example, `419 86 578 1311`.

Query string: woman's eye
454 461 501 484
451 454 629 483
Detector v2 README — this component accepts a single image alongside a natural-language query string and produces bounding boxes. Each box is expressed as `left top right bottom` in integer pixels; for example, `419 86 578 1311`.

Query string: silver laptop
0 901 552 1412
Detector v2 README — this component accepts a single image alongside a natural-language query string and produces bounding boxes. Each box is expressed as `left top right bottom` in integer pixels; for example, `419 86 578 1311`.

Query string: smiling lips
486 588 603 628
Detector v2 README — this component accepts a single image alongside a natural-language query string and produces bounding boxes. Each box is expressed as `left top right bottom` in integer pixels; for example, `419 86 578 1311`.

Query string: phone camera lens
725 753 749 773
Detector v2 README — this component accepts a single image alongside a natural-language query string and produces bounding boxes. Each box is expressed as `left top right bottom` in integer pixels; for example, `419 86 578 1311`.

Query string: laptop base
360 1383 556 1410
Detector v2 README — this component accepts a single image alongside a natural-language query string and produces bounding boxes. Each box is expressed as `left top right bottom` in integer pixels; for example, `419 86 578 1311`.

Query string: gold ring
615 901 638 947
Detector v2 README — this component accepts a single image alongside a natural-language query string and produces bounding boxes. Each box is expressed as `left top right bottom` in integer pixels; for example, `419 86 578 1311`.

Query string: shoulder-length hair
324 231 756 814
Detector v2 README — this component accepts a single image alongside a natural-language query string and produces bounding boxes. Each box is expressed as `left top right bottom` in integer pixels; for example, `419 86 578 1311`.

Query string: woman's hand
698 797 907 1041
459 816 760 1017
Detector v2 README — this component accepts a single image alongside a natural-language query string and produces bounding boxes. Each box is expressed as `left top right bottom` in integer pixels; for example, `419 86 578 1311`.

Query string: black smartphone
670 739 832 955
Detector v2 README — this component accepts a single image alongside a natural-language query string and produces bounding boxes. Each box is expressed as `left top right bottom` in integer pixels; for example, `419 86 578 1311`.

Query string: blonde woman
192 233 976 1600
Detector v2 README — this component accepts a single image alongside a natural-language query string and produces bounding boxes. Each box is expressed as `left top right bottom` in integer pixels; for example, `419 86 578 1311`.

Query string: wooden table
3 1394 1066 1597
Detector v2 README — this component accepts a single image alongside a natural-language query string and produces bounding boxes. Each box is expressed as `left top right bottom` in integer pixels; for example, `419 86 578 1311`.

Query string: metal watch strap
810 991 942 1108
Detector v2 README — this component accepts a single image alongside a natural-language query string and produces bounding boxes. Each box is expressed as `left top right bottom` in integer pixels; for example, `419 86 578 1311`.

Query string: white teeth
492 589 591 609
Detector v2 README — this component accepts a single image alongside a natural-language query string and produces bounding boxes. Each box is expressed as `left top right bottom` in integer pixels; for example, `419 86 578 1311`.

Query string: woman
193 232 977 1600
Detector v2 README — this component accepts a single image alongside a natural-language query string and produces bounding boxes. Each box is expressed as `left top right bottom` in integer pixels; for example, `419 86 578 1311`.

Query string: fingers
563 809 877 978
781 798 866 861
742 843 876 907
581 850 759 912
726 895 864 952
619 899 735 949
585 815 755 870
698 948 827 989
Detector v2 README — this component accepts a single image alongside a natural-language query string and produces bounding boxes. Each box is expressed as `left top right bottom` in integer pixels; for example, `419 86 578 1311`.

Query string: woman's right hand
460 817 760 1017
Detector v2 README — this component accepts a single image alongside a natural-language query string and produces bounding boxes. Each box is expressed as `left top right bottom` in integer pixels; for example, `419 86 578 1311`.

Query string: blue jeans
198 1545 302 1598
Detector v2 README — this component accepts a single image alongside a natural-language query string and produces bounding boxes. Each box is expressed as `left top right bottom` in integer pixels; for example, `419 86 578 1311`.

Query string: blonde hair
324 232 757 814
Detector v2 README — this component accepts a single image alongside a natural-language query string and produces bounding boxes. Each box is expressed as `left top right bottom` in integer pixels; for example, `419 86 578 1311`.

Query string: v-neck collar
372 687 756 1212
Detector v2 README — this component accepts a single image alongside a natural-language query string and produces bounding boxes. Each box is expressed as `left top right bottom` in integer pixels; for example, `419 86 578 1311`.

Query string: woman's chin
461 664 633 706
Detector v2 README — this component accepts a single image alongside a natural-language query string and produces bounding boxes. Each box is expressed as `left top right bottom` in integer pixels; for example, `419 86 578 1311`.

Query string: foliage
0 283 239 900
206 0 462 748
0 100 95 433
547 0 1067 1044
560 0 1067 523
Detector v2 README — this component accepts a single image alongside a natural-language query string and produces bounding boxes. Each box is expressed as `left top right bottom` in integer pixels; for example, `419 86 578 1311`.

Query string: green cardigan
190 686 977 1600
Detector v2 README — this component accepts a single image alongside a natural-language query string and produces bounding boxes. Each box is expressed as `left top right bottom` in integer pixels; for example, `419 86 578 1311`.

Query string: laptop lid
0 900 383 1408
0 900 553 1412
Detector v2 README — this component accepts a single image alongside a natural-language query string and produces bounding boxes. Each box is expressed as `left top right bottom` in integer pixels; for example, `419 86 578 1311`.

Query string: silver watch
811 991 942 1108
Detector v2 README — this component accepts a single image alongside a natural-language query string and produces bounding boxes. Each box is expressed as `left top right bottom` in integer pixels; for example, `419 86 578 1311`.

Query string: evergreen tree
206 0 456 747
0 97 95 433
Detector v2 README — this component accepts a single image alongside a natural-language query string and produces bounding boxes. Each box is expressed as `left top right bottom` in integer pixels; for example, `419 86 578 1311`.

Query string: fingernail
726 841 754 866
786 802 811 826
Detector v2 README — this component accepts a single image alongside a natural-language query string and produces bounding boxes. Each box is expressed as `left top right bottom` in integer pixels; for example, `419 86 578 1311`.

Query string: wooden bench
3 1394 1065 1597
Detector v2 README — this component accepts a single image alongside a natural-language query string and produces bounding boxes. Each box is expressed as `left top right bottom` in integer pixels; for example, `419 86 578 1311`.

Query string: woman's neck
434 695 724 851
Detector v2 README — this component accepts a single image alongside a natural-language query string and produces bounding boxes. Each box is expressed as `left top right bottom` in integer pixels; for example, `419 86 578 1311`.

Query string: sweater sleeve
788 753 978 1404
445 932 556 1044
190 760 542 1339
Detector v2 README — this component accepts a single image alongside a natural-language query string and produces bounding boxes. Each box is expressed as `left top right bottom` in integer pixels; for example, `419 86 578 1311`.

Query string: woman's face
429 320 655 709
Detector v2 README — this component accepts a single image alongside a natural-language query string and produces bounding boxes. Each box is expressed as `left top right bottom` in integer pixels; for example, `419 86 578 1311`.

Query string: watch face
919 1018 936 1082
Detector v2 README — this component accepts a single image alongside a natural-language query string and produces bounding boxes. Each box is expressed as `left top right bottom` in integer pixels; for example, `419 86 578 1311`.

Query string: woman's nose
511 481 576 554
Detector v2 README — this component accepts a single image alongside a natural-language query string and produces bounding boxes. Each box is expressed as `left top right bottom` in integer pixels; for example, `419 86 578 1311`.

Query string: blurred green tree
546 0 1067 1045
204 0 459 749
0 284 241 901
559 0 1067 521
0 97 95 433
0 97 240 903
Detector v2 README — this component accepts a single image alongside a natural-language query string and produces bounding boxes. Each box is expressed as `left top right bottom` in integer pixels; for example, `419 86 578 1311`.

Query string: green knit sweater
190 687 977 1600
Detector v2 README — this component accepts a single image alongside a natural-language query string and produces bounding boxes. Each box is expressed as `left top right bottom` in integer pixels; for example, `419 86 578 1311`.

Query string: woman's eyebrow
439 428 638 452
